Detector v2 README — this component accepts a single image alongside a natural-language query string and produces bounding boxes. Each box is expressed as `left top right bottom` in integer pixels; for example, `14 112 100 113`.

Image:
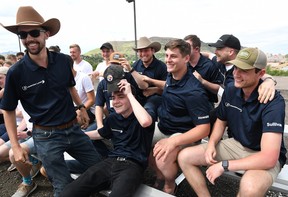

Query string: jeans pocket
33 130 53 140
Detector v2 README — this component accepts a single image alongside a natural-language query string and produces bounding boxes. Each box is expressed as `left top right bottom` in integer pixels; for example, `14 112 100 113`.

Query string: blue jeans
32 123 101 197
60 157 144 197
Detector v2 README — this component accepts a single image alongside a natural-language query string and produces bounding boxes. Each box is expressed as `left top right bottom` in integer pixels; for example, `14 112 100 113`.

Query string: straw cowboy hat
0 6 60 37
133 37 161 52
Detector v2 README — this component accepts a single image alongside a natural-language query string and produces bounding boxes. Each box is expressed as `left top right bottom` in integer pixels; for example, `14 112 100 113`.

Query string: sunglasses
17 29 46 39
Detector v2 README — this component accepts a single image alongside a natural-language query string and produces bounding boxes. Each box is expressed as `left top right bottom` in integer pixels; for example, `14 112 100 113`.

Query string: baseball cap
109 52 124 64
104 64 125 93
100 42 113 50
0 66 9 75
208 34 241 50
227 47 267 70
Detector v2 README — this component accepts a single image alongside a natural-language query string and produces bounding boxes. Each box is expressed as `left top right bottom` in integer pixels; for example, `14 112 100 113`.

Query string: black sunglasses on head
17 29 46 39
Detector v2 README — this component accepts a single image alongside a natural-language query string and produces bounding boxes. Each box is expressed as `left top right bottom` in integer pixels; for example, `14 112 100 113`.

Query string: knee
178 148 190 167
238 178 267 197
8 149 15 163
238 185 259 197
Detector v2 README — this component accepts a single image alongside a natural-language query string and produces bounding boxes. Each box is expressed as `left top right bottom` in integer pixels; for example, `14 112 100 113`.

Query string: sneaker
30 162 42 179
11 182 37 197
7 163 16 172
40 166 48 178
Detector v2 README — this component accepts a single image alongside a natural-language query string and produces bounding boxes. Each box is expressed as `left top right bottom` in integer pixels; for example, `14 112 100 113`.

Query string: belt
115 157 144 169
34 118 77 130
115 157 140 165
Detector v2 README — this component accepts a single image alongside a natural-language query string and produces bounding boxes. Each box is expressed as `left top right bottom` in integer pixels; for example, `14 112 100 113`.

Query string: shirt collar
23 48 54 71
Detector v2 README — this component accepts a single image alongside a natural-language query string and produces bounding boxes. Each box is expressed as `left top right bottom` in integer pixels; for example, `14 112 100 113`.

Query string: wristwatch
76 104 86 110
222 160 229 172
129 67 135 73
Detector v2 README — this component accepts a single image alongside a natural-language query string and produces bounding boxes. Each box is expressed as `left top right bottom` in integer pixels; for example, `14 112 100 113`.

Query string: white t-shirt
74 72 95 114
17 101 32 130
73 59 93 75
95 61 109 82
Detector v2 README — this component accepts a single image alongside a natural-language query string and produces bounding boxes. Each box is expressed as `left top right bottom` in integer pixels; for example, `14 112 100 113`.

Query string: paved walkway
275 76 288 90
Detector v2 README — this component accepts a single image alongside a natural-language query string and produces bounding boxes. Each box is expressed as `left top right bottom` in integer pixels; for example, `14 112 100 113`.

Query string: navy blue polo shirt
188 54 222 103
95 79 113 113
98 102 157 168
217 82 287 166
0 50 76 126
131 56 167 105
157 66 210 135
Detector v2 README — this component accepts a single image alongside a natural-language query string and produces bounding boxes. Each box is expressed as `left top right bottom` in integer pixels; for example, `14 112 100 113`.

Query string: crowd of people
0 5 286 197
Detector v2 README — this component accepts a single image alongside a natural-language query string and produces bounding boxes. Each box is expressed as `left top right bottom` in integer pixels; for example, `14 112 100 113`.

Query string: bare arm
229 132 281 171
258 74 277 103
119 80 153 127
204 118 227 165
206 125 281 184
143 76 166 90
3 110 28 163
207 118 227 147
119 58 149 90
95 106 104 129
85 129 104 140
69 86 89 128
193 71 220 94
16 118 27 132
84 90 95 110
143 87 163 97
154 123 210 161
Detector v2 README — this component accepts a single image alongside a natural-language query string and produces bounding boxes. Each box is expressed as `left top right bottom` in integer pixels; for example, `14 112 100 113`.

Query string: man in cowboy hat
0 6 101 197
120 36 167 106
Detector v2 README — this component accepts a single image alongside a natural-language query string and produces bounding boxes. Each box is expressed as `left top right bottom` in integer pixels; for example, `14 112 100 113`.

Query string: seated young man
151 39 211 195
60 65 158 197
178 47 287 197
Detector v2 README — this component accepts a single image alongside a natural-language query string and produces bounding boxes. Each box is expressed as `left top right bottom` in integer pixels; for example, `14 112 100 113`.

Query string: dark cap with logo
100 42 114 50
104 64 125 93
227 47 267 70
208 34 241 50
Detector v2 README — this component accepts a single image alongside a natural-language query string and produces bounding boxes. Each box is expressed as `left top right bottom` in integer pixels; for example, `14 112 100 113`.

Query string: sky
0 0 287 55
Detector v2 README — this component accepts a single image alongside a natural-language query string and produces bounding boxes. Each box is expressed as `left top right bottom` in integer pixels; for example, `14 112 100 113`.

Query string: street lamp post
126 0 137 60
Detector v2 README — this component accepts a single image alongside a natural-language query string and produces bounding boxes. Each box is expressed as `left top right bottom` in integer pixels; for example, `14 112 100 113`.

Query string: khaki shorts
152 123 180 146
200 138 281 181
152 123 201 148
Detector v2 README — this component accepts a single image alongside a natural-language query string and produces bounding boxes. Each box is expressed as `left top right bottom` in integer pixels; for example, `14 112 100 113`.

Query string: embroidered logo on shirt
198 115 209 120
267 122 282 127
111 128 123 133
225 102 242 112
22 80 45 91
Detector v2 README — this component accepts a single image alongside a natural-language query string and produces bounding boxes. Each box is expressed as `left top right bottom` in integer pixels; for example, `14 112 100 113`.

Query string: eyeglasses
17 29 46 39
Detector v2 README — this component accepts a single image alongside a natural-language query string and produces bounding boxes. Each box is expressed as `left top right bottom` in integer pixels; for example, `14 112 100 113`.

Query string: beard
25 41 45 55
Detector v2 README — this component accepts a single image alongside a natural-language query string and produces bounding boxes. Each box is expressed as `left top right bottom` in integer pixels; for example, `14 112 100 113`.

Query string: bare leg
148 151 165 189
237 170 273 197
155 148 179 194
0 139 5 146
0 144 10 162
9 144 32 177
178 145 211 197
